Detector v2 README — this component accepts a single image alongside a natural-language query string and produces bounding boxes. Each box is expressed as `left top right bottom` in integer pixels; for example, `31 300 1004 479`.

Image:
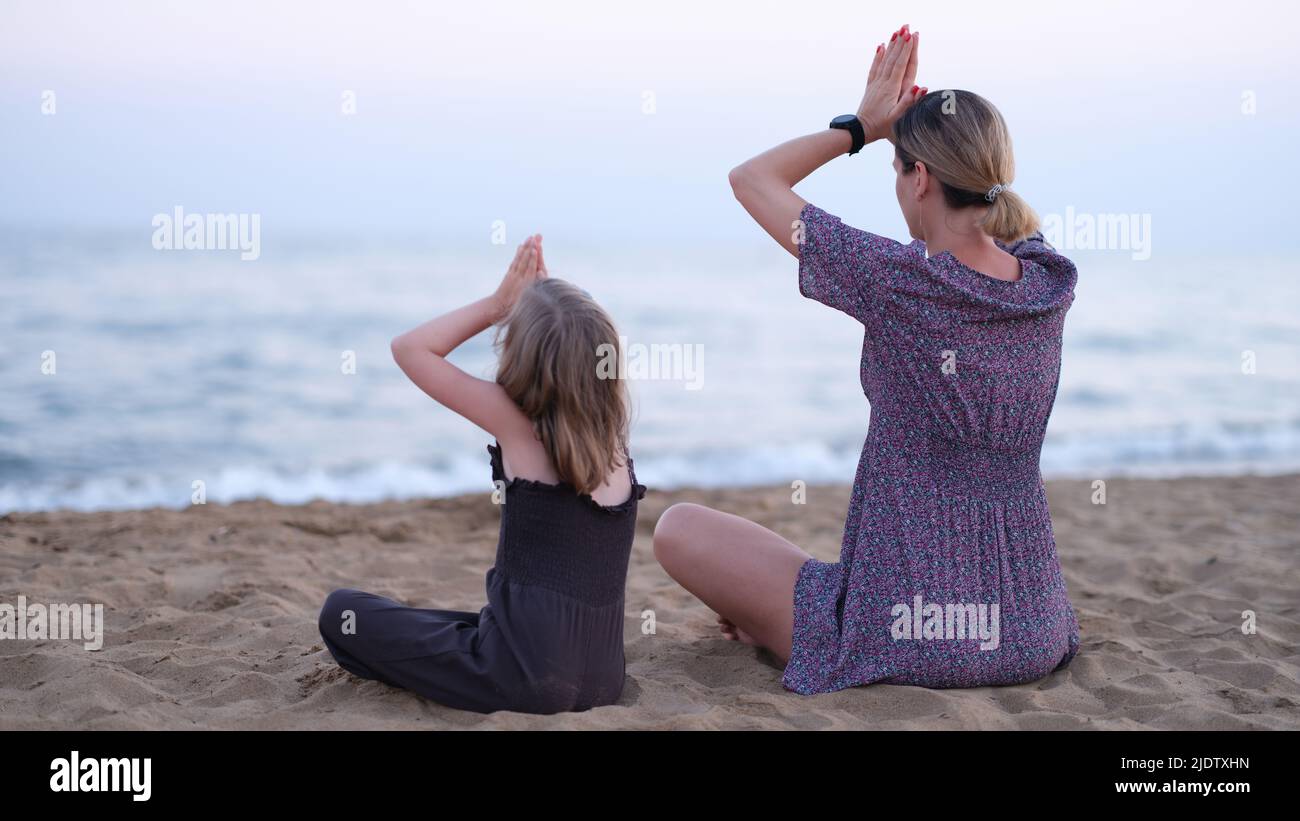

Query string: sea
2 231 1297 511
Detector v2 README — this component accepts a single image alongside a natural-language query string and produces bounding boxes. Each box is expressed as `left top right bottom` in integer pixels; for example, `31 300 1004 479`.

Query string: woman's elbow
390 334 412 363
728 164 751 199
728 163 759 206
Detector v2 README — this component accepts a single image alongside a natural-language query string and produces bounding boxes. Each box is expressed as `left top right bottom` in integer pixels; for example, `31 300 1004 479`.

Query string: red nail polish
876 45 883 53
891 32 897 42
903 31 911 41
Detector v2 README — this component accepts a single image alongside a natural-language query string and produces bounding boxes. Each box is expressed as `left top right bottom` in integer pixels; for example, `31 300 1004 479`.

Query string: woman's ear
913 160 930 200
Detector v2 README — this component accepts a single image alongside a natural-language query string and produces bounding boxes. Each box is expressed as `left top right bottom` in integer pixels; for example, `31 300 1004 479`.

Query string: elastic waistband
872 420 1043 502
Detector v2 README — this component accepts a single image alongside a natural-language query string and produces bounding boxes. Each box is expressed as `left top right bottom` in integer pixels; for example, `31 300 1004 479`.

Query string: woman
653 25 1081 695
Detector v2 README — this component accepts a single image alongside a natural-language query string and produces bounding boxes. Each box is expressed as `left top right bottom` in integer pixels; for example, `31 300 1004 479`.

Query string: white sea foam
4 425 1299 513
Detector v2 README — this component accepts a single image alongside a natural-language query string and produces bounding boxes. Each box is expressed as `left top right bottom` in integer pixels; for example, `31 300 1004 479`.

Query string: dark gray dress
318 442 645 714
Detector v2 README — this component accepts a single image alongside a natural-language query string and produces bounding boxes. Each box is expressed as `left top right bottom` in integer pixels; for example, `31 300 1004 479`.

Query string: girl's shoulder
488 441 646 514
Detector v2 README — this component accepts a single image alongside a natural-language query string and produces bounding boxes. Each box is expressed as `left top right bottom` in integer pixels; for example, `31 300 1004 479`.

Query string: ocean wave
4 424 1299 513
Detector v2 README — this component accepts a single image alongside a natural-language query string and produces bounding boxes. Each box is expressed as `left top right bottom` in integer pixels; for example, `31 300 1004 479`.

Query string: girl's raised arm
390 235 547 440
728 26 921 258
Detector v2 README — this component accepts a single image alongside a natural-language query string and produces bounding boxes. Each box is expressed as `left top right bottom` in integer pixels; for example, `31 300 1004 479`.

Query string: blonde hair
494 278 629 495
893 89 1040 243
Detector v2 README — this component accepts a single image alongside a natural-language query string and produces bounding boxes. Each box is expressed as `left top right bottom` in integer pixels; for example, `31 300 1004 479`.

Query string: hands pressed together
493 233 549 320
856 23 925 145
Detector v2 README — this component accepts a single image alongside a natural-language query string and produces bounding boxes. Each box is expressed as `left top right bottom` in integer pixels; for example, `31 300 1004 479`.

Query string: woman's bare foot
716 613 760 646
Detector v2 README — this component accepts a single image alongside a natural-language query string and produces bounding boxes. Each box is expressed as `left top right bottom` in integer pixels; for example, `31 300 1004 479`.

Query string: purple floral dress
783 203 1081 695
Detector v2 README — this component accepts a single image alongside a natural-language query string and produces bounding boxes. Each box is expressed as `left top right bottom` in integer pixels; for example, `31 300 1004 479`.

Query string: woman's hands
856 24 924 144
492 233 549 321
727 25 922 258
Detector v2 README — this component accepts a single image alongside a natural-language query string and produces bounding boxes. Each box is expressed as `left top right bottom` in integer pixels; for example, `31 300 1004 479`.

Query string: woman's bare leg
652 502 812 664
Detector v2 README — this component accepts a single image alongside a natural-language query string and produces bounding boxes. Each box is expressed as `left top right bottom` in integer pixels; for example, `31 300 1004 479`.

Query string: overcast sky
2 0 1297 251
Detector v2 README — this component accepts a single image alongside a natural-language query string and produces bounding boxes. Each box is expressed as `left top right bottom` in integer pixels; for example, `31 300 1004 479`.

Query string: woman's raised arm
728 25 921 258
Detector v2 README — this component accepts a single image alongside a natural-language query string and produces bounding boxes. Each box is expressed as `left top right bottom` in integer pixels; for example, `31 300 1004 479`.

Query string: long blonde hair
893 89 1040 243
494 278 629 495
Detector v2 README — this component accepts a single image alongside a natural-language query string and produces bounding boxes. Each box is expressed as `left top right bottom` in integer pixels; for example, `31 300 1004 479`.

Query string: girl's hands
856 24 924 144
492 234 548 320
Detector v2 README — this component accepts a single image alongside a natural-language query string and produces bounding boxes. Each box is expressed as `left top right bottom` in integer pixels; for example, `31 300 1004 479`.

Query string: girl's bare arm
390 236 546 440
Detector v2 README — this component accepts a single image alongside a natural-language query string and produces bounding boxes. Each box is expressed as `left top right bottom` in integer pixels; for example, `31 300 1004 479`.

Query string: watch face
830 114 857 127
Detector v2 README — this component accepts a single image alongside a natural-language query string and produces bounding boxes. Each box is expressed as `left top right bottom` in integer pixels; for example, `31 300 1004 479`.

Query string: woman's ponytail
982 187 1040 244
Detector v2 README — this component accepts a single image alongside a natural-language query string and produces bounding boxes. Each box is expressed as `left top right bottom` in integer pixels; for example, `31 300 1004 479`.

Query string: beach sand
1 475 1297 730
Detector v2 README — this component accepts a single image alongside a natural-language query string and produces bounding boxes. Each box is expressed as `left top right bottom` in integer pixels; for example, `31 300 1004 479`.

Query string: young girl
318 235 645 714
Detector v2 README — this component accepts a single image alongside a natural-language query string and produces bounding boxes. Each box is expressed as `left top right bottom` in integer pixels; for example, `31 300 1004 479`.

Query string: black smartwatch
829 114 866 155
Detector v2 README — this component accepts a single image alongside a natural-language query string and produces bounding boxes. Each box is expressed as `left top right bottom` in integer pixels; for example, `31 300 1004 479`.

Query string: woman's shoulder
999 231 1078 287
800 205 988 332
798 203 923 262
796 203 931 296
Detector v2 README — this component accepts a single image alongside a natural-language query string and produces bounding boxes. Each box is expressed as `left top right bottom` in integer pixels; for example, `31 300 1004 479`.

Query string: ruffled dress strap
486 441 507 484
489 439 646 511
626 456 648 502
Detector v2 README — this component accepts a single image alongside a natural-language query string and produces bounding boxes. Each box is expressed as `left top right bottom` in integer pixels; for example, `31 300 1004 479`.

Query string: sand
1 475 1297 730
